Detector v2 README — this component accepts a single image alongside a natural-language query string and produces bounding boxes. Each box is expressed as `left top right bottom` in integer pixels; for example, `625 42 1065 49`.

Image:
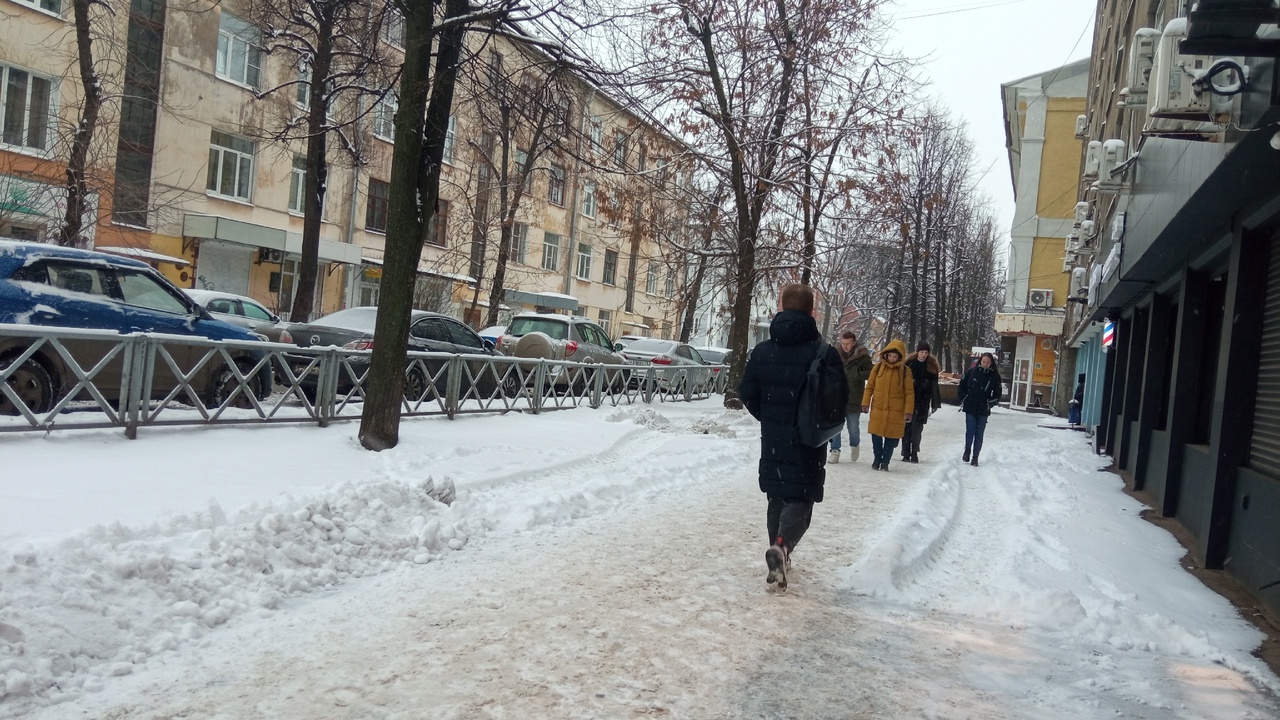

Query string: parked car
0 241 271 415
281 306 518 400
497 313 628 391
477 325 506 345
694 346 733 366
620 339 714 392
613 335 646 351
183 289 292 342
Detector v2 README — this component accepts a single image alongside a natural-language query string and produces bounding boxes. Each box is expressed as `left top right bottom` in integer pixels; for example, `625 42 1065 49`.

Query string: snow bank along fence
0 325 729 438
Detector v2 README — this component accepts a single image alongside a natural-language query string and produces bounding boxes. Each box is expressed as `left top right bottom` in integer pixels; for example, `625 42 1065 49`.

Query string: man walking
828 331 873 464
740 283 847 591
901 342 941 463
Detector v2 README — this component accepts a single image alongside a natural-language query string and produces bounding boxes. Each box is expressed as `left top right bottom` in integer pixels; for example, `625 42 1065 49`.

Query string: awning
360 253 476 284
95 245 191 267
622 321 650 329
504 288 578 311
183 214 362 265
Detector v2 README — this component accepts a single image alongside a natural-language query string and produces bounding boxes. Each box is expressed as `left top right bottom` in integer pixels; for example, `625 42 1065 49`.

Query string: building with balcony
997 58 1090 413
1066 0 1280 617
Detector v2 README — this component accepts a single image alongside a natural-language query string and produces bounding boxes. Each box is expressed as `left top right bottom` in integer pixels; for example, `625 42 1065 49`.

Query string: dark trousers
902 418 926 458
965 413 989 455
871 434 900 466
766 496 813 552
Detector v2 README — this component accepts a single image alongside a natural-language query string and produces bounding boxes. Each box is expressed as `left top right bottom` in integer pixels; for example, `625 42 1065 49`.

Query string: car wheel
499 370 522 398
209 360 259 409
404 367 428 402
0 353 54 416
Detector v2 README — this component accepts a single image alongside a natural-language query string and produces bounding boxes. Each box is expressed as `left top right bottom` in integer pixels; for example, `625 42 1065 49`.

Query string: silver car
183 289 291 343
498 313 628 391
619 338 714 392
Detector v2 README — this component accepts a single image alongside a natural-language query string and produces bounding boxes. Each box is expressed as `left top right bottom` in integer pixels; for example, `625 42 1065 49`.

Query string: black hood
769 310 821 346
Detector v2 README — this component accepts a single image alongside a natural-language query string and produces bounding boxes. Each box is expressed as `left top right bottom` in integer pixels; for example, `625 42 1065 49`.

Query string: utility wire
893 0 1034 21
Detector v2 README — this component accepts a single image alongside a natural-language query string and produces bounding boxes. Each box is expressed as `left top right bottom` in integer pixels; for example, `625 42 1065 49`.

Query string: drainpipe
562 86 596 308
345 98 362 309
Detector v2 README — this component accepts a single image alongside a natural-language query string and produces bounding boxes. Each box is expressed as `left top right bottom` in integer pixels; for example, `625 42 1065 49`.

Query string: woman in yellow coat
860 339 915 471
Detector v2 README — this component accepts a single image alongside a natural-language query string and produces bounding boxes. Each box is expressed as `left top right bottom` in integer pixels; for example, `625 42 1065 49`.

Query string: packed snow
0 401 1276 718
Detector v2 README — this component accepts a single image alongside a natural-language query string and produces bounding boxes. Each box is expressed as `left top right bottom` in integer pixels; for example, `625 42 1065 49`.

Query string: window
40 262 110 297
296 59 311 107
1 64 53 151
442 115 456 163
241 300 274 321
509 222 527 264
597 310 612 336
542 232 560 271
381 8 405 47
608 189 622 227
279 257 322 319
646 260 658 294
366 178 389 232
425 199 448 247
547 164 565 205
374 93 397 141
603 249 618 286
207 298 236 314
657 159 669 185
487 50 503 94
216 12 262 88
637 144 647 172
612 133 627 167
116 270 188 314
207 130 255 201
1 222 41 242
514 150 531 192
576 243 592 280
664 271 676 298
589 116 602 150
581 180 596 218
444 319 485 349
14 0 62 13
288 156 306 213
112 0 165 227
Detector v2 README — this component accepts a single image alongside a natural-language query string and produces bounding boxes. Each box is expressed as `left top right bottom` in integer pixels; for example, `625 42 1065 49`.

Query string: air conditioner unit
1029 288 1054 308
1073 201 1090 229
1063 255 1075 273
1079 219 1097 238
1066 234 1082 251
1083 141 1103 180
1096 139 1128 194
1071 267 1088 294
258 248 285 264
1150 19 1226 121
1122 28 1162 110
1074 114 1089 140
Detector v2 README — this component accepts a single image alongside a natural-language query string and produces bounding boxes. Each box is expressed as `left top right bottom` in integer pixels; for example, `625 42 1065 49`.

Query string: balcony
1181 0 1280 56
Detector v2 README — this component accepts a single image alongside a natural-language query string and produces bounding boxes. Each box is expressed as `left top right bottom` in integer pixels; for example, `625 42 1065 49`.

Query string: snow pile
0 476 466 704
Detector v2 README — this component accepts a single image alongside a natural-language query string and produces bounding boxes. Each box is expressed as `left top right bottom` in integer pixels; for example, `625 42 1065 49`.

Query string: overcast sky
886 0 1097 243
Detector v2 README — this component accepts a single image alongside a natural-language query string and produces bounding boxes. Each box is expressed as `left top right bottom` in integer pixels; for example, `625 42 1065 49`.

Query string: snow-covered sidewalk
1 402 1276 718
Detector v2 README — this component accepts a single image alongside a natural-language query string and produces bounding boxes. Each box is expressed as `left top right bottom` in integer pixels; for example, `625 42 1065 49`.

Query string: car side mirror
614 343 624 352
483 339 496 351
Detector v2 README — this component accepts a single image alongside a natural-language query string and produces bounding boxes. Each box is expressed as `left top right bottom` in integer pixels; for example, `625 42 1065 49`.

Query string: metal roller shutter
1250 233 1280 476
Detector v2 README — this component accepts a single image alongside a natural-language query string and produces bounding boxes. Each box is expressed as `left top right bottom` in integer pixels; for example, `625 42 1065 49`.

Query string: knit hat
916 341 931 352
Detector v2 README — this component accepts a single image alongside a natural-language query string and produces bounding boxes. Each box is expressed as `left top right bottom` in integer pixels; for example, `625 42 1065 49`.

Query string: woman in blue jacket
957 352 1002 466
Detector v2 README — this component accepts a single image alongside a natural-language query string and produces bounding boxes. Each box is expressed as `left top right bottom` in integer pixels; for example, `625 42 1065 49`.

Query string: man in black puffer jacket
740 283 846 591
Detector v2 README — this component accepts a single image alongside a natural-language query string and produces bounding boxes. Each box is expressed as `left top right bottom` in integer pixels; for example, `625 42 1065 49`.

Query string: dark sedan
281 307 519 401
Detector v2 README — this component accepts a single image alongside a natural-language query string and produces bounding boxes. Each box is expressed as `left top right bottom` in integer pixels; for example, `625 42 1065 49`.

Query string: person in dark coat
1068 373 1085 425
902 342 942 463
957 352 1002 466
828 330 873 464
740 283 847 591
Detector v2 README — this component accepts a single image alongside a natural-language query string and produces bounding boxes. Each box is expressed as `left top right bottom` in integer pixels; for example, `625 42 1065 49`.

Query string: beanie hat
916 341 931 352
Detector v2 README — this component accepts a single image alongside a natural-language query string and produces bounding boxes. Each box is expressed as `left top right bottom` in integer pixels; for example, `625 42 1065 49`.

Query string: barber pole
1102 319 1116 347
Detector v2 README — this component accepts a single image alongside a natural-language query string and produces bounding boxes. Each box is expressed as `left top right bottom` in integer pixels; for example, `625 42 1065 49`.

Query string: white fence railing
0 324 729 438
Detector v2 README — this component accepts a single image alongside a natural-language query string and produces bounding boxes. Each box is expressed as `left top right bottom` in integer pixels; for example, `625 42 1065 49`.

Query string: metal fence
0 324 729 438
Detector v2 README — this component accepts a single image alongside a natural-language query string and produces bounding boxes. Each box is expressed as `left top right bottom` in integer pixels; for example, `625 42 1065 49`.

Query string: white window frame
542 232 560 272
442 115 456 164
646 260 658 295
0 63 54 153
215 12 263 89
288 156 306 213
589 116 603 150
598 309 612 335
576 242 592 281
12 0 61 16
547 164 565 206
581 180 596 218
509 222 527 264
374 93 397 142
207 130 255 202
381 8 405 48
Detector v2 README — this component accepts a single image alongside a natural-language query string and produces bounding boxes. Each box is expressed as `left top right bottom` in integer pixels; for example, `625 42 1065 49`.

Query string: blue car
0 240 272 414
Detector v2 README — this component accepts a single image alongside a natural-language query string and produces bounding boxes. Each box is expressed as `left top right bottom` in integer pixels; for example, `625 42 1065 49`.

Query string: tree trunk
359 0 467 450
59 0 102 248
290 21 334 323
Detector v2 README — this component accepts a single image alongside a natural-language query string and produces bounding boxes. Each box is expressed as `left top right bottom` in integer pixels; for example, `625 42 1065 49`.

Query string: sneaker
962 448 971 463
765 545 788 589
828 450 840 464
872 460 881 471
850 446 860 462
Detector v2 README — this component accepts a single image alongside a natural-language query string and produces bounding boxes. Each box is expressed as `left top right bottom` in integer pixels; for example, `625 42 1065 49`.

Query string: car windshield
628 339 675 354
309 307 379 332
506 317 568 340
699 349 726 363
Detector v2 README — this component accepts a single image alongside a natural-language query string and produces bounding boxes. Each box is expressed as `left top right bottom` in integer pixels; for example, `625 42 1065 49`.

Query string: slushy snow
0 401 1276 718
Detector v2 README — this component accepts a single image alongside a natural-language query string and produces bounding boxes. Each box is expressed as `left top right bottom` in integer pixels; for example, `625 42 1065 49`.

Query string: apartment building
996 58 1090 413
1066 0 1280 617
0 0 685 333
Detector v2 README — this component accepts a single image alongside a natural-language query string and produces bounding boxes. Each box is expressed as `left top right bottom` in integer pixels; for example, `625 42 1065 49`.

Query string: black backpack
794 340 848 447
